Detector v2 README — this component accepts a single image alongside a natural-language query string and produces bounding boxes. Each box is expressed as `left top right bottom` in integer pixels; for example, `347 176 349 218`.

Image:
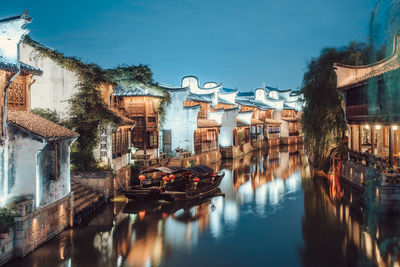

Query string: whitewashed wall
160 88 200 154
20 43 79 118
6 125 45 207
218 108 239 147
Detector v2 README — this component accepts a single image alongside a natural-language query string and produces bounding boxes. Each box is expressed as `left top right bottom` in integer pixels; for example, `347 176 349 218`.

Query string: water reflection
301 169 400 267
11 145 400 267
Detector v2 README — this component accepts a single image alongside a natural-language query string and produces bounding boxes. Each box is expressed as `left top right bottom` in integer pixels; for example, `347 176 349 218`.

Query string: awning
281 117 298 122
265 118 281 124
251 118 264 125
141 166 183 174
198 118 221 128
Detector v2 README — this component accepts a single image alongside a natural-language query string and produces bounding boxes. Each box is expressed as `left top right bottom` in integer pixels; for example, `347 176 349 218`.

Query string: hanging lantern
162 176 170 187
193 177 200 190
211 174 217 183
169 174 176 183
138 175 146 186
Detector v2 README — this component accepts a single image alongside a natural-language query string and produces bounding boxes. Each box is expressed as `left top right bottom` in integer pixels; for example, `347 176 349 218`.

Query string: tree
301 42 370 171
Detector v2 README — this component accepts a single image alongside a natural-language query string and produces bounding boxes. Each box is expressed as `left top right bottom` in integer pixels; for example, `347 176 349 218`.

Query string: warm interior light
393 126 398 131
365 125 369 129
375 125 381 130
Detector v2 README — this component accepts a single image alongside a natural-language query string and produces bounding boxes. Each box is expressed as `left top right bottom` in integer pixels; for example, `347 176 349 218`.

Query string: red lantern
193 177 200 190
139 174 146 186
211 174 217 177
169 174 176 182
162 176 170 186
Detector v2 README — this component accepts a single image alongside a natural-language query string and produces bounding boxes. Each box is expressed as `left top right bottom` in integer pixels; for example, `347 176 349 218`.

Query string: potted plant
0 208 15 239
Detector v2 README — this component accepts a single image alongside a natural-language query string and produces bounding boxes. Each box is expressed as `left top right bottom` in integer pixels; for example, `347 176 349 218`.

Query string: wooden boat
123 165 224 202
159 166 224 202
123 166 181 200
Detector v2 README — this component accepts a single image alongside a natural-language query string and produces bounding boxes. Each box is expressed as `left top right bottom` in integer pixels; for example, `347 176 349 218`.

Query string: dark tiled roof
0 10 31 24
235 98 257 107
217 97 235 105
0 60 43 75
281 117 298 122
283 104 296 110
237 91 254 97
113 83 164 97
108 107 135 125
220 87 238 95
8 110 78 141
197 118 220 128
187 93 214 103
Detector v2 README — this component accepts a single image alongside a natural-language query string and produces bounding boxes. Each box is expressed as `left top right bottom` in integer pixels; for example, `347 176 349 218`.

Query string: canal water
6 146 400 267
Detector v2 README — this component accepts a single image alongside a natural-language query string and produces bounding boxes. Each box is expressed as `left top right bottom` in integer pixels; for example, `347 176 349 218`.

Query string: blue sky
3 0 378 91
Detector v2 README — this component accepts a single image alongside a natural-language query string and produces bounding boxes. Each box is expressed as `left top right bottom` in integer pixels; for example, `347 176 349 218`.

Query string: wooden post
389 127 394 168
371 126 375 154
358 124 362 152
350 125 354 151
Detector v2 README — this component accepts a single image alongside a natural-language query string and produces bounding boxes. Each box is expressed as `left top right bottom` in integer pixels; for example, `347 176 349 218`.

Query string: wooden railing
348 151 400 168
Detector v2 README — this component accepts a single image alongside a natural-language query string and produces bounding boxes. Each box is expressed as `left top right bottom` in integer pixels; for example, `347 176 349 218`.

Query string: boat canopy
141 166 182 174
176 165 214 176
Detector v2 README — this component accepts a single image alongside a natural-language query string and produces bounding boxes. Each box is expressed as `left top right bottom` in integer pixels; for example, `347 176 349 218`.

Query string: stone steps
71 182 103 213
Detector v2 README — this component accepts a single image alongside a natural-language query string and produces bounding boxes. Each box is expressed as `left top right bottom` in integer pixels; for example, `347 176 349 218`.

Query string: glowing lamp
393 126 398 131
365 125 369 129
138 174 146 186
139 210 146 220
162 176 170 187
169 174 176 182
375 125 381 130
193 177 200 190
211 174 217 183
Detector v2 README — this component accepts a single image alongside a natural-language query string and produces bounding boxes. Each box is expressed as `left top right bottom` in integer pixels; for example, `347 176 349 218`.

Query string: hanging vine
23 36 169 170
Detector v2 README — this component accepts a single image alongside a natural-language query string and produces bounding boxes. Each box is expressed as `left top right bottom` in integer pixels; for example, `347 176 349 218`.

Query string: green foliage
105 64 171 125
301 42 371 171
31 108 71 128
24 36 168 170
105 64 154 85
0 208 15 233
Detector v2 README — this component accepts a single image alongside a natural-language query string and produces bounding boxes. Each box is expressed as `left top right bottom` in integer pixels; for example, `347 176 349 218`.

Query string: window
148 116 156 123
346 85 367 106
129 103 144 115
132 130 144 149
133 117 145 128
148 131 158 148
8 80 26 109
148 101 155 115
42 143 61 181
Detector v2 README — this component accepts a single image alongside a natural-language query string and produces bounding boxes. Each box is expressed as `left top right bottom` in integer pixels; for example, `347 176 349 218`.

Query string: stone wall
341 160 400 212
115 165 133 193
220 142 255 159
0 230 14 266
341 160 369 188
14 196 71 257
71 171 113 199
267 138 280 147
